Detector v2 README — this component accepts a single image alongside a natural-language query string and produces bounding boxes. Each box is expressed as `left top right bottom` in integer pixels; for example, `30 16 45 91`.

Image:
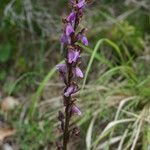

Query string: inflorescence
56 0 88 149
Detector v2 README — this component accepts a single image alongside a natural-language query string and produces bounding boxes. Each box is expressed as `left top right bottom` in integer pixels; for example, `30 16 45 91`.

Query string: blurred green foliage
0 43 12 62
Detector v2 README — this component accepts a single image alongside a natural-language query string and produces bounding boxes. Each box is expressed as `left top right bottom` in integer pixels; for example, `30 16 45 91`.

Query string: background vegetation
0 0 150 149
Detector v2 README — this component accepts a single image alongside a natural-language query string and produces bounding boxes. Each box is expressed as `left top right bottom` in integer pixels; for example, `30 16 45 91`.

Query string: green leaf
0 43 12 62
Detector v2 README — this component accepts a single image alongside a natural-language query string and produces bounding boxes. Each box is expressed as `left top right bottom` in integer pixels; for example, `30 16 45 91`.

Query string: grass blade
28 60 64 119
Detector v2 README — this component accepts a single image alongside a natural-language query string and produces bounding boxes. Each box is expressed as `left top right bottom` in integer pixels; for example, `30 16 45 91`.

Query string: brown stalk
62 4 81 150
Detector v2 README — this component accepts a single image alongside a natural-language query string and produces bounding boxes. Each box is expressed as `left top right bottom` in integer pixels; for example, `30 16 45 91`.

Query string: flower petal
78 34 88 46
72 105 82 116
77 0 85 9
56 64 67 73
73 67 83 78
81 36 88 46
66 24 74 36
68 50 80 63
60 34 71 44
67 12 76 24
64 86 74 97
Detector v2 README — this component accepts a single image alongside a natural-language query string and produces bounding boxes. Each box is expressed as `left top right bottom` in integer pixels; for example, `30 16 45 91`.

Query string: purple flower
76 0 85 9
68 50 80 63
56 64 67 73
64 86 74 97
66 24 74 36
56 64 67 81
64 85 77 97
81 36 88 46
71 105 82 116
67 12 76 24
60 34 71 44
73 67 83 78
78 34 88 46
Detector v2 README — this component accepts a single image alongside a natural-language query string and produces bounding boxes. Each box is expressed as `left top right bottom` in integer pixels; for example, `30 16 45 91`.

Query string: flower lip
68 49 80 64
64 86 74 97
56 64 67 82
64 84 78 97
56 64 67 73
60 34 71 44
81 36 88 46
66 24 74 36
76 0 85 9
71 105 82 116
67 12 76 24
77 34 88 46
73 67 83 78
